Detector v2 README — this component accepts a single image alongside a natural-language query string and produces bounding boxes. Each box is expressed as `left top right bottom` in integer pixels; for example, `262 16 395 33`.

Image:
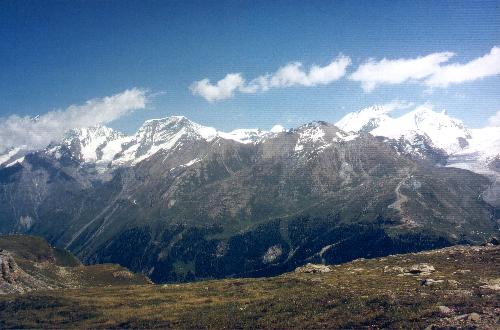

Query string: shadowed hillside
0 235 150 294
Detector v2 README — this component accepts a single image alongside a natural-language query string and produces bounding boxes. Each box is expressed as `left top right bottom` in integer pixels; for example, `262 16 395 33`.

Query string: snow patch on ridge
0 147 26 167
219 129 268 144
294 124 326 152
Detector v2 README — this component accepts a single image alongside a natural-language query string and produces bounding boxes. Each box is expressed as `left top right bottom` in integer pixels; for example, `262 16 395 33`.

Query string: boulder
437 305 452 314
467 313 481 322
421 278 444 286
408 263 435 275
295 263 332 274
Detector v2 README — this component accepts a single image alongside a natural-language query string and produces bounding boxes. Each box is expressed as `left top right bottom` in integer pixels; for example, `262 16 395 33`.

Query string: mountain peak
336 105 393 133
65 125 120 139
46 125 125 164
270 125 286 133
142 115 190 126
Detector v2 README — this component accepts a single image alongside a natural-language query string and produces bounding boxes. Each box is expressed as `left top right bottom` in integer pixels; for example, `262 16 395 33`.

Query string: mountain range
0 106 498 282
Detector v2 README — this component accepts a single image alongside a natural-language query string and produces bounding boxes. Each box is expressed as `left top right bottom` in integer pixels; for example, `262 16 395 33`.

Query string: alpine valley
0 106 499 283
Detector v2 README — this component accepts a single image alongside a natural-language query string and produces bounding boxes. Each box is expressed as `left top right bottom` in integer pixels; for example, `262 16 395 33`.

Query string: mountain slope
1 244 498 328
0 116 498 282
0 235 150 294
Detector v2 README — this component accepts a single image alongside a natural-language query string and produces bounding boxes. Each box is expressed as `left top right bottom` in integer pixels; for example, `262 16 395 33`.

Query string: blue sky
1 0 499 134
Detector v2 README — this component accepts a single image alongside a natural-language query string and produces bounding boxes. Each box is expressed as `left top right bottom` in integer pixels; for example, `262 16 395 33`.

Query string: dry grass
0 245 498 328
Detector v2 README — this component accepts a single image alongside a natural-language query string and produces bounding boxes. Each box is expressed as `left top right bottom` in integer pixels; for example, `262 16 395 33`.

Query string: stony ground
0 244 498 329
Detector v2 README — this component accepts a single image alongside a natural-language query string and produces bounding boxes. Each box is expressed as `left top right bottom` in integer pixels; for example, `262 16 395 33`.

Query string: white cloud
190 73 245 102
0 88 147 153
190 55 351 102
425 46 500 88
349 52 454 92
488 110 500 127
350 46 500 91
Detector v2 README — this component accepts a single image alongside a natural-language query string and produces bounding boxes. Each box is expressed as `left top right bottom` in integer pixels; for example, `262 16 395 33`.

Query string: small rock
384 265 405 274
295 263 332 274
480 278 500 291
467 312 480 322
421 278 444 286
437 305 452 314
408 263 435 275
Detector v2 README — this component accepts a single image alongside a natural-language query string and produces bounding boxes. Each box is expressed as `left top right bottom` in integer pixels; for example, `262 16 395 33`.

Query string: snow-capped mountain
447 126 500 176
111 116 274 165
111 116 217 165
336 105 393 133
0 116 275 169
0 146 27 168
219 129 270 144
2 109 499 182
337 105 471 155
292 121 358 154
372 107 471 154
1 111 498 282
336 104 500 179
45 126 126 164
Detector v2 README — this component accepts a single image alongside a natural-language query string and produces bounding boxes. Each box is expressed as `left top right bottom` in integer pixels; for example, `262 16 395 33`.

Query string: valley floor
0 244 499 329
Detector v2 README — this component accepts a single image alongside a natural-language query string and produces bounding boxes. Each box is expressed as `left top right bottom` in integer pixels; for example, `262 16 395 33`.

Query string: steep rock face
0 249 48 294
46 126 126 164
0 117 498 283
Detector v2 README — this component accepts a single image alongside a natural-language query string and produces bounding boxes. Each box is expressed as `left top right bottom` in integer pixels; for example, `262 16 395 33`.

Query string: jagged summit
138 115 217 142
1 110 499 179
59 125 125 163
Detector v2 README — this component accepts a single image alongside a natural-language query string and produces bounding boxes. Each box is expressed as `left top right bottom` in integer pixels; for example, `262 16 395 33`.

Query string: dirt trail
388 171 417 227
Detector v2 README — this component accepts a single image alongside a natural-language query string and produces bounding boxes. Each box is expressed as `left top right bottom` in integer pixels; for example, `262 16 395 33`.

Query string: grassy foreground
0 244 498 329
